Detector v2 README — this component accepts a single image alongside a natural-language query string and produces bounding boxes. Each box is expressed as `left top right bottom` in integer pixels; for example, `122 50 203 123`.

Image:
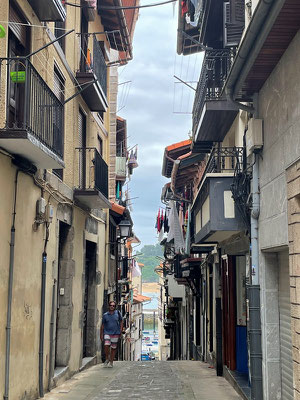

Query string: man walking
100 301 123 368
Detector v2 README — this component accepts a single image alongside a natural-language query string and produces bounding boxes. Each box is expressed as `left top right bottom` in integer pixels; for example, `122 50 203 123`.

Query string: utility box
36 197 46 219
246 118 263 156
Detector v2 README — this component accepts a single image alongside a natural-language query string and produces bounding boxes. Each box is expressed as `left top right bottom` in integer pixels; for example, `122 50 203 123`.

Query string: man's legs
104 345 110 362
103 335 111 366
108 335 119 366
110 347 117 363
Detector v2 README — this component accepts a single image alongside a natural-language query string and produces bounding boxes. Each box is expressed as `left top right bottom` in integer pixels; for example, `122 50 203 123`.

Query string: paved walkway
43 361 241 400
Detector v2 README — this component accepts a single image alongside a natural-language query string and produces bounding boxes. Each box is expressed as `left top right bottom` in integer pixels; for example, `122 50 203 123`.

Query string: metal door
279 251 294 399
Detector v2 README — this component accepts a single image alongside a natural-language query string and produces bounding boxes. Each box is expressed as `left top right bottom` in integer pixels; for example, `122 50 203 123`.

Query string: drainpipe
39 223 50 398
4 170 19 400
248 94 262 400
48 279 57 391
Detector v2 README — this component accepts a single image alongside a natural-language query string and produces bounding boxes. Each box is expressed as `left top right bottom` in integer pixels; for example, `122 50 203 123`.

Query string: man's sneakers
103 360 113 368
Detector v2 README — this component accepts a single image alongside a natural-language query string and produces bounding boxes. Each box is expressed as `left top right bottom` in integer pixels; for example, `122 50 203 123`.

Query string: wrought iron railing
205 146 243 174
78 33 107 96
0 57 64 158
231 147 252 232
192 49 235 135
75 147 108 198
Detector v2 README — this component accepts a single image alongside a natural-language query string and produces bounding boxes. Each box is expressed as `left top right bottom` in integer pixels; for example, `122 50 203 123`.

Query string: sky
118 0 201 247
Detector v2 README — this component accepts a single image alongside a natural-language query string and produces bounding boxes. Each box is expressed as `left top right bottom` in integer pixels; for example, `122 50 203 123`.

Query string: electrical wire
0 20 70 30
65 0 178 10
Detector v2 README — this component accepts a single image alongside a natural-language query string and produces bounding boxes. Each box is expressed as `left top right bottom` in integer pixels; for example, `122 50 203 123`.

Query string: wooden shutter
9 5 27 47
223 1 244 48
53 70 62 101
230 0 244 26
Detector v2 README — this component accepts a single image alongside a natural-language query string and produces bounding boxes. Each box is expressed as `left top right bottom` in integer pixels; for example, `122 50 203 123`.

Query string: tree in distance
137 243 163 283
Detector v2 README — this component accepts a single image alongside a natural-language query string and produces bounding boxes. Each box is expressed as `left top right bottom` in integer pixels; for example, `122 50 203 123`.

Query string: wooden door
222 255 236 370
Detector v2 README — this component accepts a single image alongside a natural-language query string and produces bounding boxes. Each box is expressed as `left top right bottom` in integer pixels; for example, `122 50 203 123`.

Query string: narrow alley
44 361 241 400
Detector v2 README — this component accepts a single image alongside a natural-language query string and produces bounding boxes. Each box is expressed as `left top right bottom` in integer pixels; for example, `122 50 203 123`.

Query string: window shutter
223 1 244 47
53 71 62 101
78 110 84 148
230 0 244 26
9 6 27 47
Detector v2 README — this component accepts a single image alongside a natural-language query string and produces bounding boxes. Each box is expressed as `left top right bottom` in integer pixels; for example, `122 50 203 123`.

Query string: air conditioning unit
246 118 263 156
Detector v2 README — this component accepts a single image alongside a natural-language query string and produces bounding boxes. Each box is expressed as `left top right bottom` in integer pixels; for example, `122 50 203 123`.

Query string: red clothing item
181 0 188 16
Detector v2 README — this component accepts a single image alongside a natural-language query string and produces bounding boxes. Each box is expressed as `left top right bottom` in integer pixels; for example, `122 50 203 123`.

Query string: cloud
118 1 192 246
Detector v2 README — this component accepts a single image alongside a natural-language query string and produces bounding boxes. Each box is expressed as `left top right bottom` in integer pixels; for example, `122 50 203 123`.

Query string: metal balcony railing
78 34 107 96
192 49 235 135
0 57 64 158
76 147 108 198
205 146 243 175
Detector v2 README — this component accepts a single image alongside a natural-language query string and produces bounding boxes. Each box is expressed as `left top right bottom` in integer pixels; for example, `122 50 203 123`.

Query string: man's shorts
104 334 119 349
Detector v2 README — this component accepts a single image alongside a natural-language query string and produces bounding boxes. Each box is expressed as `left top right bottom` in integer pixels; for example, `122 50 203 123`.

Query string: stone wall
286 160 300 398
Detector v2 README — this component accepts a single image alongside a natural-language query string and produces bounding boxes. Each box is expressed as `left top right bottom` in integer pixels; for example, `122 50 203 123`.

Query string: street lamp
118 219 132 238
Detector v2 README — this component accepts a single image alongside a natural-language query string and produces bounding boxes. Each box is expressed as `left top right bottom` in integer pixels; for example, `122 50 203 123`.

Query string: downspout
48 279 56 391
4 169 19 400
248 94 262 400
39 222 50 398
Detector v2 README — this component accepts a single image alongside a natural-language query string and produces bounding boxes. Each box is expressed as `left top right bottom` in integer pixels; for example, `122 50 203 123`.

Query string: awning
110 201 125 215
133 294 151 303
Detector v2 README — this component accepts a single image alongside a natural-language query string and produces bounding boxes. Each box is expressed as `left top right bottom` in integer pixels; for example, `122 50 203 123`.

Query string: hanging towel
185 205 191 255
164 210 169 233
132 259 141 277
157 209 161 232
167 201 185 253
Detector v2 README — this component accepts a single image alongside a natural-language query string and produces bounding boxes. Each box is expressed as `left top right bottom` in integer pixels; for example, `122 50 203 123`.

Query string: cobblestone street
43 361 241 400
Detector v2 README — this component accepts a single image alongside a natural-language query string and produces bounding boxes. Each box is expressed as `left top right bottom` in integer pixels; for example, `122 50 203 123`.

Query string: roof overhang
98 0 136 60
161 139 192 178
225 0 300 100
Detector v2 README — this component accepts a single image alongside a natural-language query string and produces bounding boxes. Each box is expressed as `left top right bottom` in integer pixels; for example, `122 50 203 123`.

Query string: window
8 4 31 127
52 66 65 180
97 134 103 156
78 108 87 188
54 20 66 52
109 220 117 257
97 111 104 121
54 1 66 52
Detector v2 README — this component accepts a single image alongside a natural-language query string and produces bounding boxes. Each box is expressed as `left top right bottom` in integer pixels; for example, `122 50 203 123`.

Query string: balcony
192 50 239 152
28 0 66 21
192 146 245 243
167 273 185 299
76 34 108 112
180 258 202 278
0 58 64 169
116 156 127 180
74 147 111 209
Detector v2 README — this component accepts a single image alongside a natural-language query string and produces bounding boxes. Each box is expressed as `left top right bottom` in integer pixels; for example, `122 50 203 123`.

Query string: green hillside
137 243 163 283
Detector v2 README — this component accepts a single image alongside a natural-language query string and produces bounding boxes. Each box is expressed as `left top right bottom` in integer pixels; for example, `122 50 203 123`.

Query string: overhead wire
65 0 178 10
0 20 70 30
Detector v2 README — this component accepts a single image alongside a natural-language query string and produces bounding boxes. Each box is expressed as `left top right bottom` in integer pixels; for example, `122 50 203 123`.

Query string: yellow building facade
0 0 136 398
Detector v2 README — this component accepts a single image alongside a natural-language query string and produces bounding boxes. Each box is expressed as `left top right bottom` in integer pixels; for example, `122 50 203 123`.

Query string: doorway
55 221 72 368
82 240 97 358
